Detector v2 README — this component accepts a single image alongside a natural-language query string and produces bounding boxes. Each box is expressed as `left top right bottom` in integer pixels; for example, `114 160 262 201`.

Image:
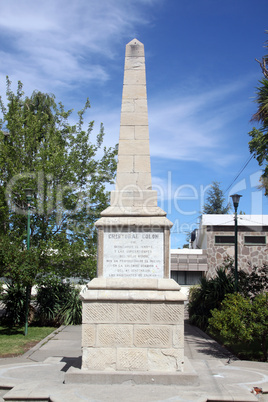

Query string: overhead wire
224 154 254 194
172 153 257 237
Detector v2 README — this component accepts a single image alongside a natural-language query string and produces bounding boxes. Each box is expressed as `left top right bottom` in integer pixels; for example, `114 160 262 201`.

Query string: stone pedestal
81 278 185 373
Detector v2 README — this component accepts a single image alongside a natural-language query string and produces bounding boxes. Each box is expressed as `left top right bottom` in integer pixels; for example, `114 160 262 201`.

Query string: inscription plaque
103 231 164 278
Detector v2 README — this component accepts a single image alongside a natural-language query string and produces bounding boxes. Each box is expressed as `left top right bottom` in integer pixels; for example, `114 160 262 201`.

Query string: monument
77 39 187 382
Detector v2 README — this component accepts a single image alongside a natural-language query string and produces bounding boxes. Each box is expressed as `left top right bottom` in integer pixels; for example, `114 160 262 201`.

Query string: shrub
188 267 234 330
1 283 26 326
58 287 82 325
188 259 268 332
208 293 268 361
35 276 82 326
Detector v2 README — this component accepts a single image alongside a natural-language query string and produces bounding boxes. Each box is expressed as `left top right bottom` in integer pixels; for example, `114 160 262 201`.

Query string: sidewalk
0 321 267 401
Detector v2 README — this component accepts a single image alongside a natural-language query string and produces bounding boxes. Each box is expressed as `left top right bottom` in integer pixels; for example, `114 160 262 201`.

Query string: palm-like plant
251 78 268 129
188 268 234 330
1 283 26 326
249 32 268 195
57 287 82 325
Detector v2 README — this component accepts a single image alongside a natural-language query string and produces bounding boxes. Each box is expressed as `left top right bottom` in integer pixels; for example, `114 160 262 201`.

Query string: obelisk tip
127 38 143 46
126 39 144 57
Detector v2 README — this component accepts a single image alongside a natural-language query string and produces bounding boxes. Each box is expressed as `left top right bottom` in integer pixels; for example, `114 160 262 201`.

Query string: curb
22 325 66 359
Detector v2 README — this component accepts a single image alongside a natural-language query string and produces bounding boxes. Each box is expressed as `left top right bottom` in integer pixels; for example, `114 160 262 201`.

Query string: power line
224 154 254 194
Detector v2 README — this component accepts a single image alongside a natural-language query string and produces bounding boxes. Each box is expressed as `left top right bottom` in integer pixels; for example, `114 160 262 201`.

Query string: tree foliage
249 31 268 195
0 77 117 288
202 181 230 214
237 263 268 299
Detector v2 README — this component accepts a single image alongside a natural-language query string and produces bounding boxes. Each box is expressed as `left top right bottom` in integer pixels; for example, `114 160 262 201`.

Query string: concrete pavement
0 320 267 401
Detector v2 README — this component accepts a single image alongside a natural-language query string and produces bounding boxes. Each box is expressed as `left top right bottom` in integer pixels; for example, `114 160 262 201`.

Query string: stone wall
206 226 268 277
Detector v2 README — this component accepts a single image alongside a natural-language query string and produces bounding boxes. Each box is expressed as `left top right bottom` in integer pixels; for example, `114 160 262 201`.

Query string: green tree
0 78 117 293
202 181 230 214
209 293 268 361
249 31 268 195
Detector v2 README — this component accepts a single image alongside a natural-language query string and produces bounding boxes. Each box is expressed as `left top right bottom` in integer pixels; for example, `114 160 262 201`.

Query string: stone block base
65 357 198 385
80 278 186 374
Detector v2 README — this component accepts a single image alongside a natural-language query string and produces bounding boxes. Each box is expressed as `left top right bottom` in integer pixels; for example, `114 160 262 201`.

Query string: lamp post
230 194 242 292
24 188 33 336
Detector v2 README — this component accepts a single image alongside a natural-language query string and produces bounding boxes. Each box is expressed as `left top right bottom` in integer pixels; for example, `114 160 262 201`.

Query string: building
170 248 207 285
170 214 268 287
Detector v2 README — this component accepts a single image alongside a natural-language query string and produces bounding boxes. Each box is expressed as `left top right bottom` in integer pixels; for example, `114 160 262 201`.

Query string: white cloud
0 0 255 172
148 79 252 165
0 0 159 92
85 76 254 171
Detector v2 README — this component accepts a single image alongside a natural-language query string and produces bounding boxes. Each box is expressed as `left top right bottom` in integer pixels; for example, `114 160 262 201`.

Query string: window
215 235 235 244
171 271 202 285
244 236 266 245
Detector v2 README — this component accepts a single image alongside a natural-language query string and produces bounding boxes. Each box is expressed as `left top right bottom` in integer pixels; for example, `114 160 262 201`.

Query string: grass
0 325 57 357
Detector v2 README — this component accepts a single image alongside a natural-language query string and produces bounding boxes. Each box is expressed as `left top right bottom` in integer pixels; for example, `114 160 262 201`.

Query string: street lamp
230 194 242 292
24 188 33 336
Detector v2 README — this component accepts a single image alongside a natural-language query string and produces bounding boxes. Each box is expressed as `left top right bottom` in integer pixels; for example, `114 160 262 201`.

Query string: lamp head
24 188 33 202
231 194 242 209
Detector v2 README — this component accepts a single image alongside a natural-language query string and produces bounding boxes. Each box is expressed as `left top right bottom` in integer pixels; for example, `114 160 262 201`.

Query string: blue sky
1 0 268 248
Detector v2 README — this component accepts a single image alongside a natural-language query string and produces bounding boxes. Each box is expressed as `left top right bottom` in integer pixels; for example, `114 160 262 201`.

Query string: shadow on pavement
61 356 82 372
184 320 236 360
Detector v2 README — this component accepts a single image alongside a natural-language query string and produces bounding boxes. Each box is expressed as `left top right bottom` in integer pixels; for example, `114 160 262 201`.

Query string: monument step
65 356 198 386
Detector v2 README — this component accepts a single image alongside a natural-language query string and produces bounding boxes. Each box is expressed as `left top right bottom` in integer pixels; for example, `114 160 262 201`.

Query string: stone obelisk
103 38 164 218
79 39 186 381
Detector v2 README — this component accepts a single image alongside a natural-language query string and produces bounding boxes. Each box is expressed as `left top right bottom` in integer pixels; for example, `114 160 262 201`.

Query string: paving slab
0 321 267 401
184 320 235 361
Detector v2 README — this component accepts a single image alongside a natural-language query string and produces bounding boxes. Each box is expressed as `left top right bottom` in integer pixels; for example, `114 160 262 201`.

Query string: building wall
206 226 268 277
171 250 207 273
170 249 207 287
170 216 268 285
